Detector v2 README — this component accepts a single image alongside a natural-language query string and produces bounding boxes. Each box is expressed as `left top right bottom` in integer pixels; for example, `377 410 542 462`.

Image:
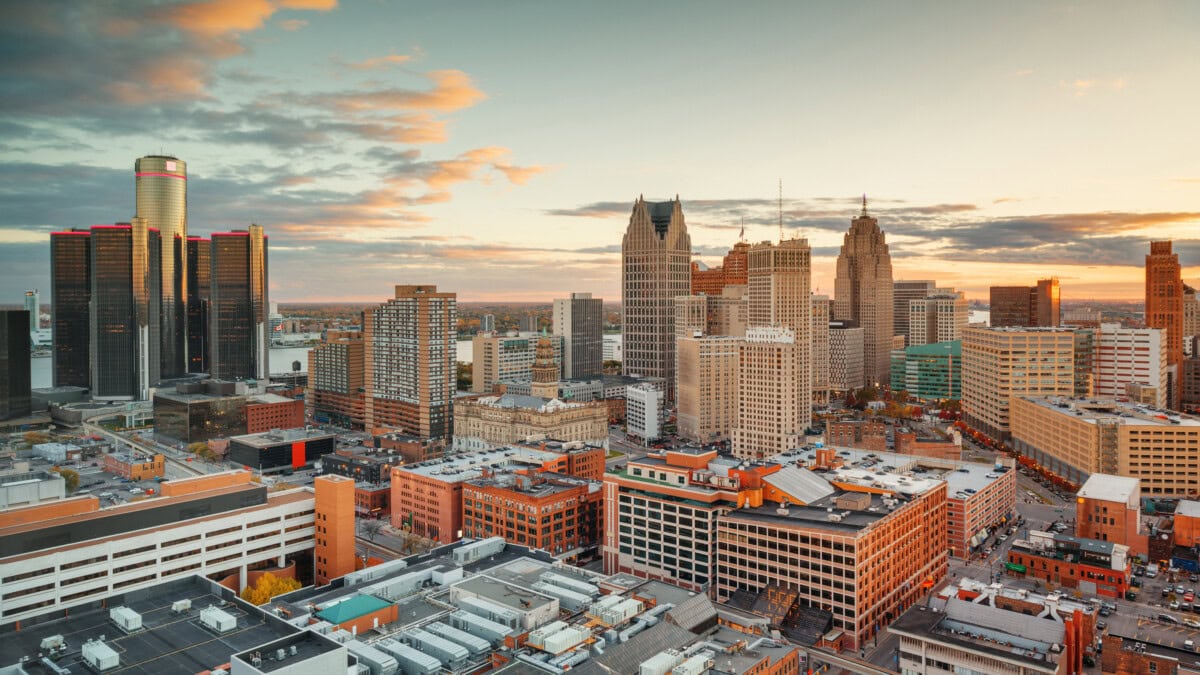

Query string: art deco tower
746 237 812 434
834 197 894 385
621 196 691 399
1146 241 1183 408
135 155 188 377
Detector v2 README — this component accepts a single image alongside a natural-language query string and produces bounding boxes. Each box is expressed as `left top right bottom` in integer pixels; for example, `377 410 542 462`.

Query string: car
1179 586 1188 595
1160 613 1181 624
1126 590 1139 600
1186 619 1200 629
1164 588 1172 598
998 535 1008 543
1099 607 1112 617
1192 574 1200 583
1096 621 1107 631
1187 592 1195 603
1171 601 1181 611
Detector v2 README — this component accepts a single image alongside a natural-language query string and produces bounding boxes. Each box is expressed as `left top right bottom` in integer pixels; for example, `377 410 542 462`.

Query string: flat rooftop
454 574 557 612
248 393 296 405
1021 397 1200 427
397 446 560 482
1077 473 1141 502
729 492 893 533
890 600 1064 671
783 446 1009 499
231 428 336 447
0 576 303 674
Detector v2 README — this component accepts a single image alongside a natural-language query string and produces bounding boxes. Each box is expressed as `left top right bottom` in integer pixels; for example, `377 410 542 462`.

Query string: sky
2 1 1198 304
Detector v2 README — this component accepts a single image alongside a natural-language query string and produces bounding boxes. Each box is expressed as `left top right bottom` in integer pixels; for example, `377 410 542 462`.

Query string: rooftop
1077 473 1141 502
230 428 336 447
248 393 296 405
1021 397 1200 428
889 599 1065 672
729 492 894 533
314 594 392 624
453 574 557 612
396 446 560 482
1177 500 1200 519
783 446 1010 500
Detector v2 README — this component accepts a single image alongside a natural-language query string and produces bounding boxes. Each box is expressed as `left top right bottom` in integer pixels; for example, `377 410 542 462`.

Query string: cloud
337 53 414 70
1061 77 1128 97
278 18 307 30
156 0 278 36
302 70 486 113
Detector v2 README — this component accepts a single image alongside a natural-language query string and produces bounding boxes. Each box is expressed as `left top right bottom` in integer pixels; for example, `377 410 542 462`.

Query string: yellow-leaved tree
239 572 302 605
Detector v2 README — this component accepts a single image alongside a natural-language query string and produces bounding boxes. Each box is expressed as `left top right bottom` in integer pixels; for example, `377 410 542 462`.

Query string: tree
456 362 472 391
186 441 209 454
239 572 302 605
23 431 50 446
52 467 80 492
361 519 384 541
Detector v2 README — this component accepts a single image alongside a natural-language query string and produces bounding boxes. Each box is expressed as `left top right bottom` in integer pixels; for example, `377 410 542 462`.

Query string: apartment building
452 393 608 453
676 335 740 443
1092 323 1168 408
1010 396 1200 497
0 471 353 625
307 329 365 429
471 333 563 394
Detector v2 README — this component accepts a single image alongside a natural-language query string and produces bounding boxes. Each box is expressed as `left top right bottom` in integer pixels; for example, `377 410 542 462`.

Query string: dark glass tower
51 228 92 388
186 236 211 373
135 155 187 378
0 310 31 420
90 220 161 400
210 224 268 381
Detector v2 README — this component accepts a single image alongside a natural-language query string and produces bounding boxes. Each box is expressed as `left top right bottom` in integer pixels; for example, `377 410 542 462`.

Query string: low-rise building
102 451 165 480
1075 473 1149 556
1006 530 1132 598
825 420 887 453
452 393 608 453
354 482 390 519
462 471 602 558
0 470 65 509
245 392 304 431
31 442 82 463
1101 633 1200 675
321 447 406 484
894 427 962 461
154 380 249 443
228 427 336 473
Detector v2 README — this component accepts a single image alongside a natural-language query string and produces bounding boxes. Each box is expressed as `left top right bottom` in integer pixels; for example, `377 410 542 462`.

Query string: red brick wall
246 399 304 433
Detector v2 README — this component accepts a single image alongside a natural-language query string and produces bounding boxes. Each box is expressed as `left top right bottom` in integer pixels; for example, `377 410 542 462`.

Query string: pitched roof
314 594 391 624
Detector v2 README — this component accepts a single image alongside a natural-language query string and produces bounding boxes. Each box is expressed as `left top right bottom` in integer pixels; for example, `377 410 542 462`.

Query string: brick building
354 483 390 520
102 452 165 480
894 428 961 461
825 419 887 453
307 329 366 429
1006 531 1132 598
690 241 750 296
246 393 304 432
1075 474 1149 556
1101 633 1200 675
321 448 406 484
461 471 602 558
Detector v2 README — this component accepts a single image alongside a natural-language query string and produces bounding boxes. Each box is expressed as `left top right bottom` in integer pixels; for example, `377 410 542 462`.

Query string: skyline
2 1 1199 303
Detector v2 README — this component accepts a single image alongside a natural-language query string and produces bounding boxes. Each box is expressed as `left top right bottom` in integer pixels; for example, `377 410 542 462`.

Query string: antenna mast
778 179 784 241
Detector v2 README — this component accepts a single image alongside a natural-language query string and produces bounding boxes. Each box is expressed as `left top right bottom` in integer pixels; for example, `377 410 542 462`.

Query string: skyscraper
893 280 936 343
746 237 812 434
364 285 456 438
23 290 39 330
811 294 831 404
307 330 366 428
691 241 750 295
51 229 91 388
621 196 691 399
480 313 495 333
186 236 210 373
989 278 1060 328
962 326 1077 441
0 310 31 420
89 220 161 400
135 155 188 378
209 226 269 381
908 291 968 346
834 197 894 385
529 333 560 399
1146 241 1184 408
552 292 603 379
732 327 802 459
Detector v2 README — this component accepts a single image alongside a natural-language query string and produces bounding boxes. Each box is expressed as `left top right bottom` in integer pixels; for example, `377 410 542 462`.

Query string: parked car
1171 601 1181 611
1192 574 1199 583
1160 613 1181 624
1186 592 1195 603
1185 619 1200 629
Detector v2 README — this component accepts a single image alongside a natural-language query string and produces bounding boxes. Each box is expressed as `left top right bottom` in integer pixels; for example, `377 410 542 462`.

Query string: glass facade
51 229 91 388
134 155 188 378
186 237 210 373
154 393 247 443
1 310 31 420
89 223 160 400
209 226 268 380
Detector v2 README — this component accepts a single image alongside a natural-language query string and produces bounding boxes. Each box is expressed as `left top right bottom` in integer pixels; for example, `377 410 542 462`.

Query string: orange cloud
277 0 338 8
328 70 486 112
106 57 212 104
344 54 413 70
159 0 336 36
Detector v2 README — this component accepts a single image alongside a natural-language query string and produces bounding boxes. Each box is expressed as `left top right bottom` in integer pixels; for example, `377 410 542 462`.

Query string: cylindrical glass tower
135 155 187 378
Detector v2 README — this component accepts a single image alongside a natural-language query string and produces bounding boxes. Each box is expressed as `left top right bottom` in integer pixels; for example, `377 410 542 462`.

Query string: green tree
52 467 80 492
187 441 209 454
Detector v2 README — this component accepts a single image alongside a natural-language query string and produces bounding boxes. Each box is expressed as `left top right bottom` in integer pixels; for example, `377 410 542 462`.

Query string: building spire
861 193 868 217
778 179 784 242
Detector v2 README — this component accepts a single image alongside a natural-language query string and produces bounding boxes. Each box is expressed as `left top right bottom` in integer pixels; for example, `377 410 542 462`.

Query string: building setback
89 221 161 401
691 241 751 296
621 197 691 400
209 226 269 381
365 285 456 438
553 292 604 379
50 229 91 388
834 198 894 385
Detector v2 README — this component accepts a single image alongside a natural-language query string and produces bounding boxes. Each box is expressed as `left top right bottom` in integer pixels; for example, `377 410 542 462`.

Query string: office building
452 393 608 452
714 448 949 651
1146 241 1185 409
962 327 1078 441
364 285 456 438
1092 323 1168 407
134 155 188 378
990 278 1061 328
732 327 802 460
321 446 406 484
185 235 210 373
0 311 31 420
1074 474 1148 554
307 329 366 428
691 240 751 295
228 427 336 473
893 280 937 344
908 291 967 346
833 198 894 384
553 292 603 379
626 382 663 442
747 237 812 432
0 470 351 625
621 196 691 399
89 220 161 401
890 340 962 400
23 289 38 334
676 335 740 443
472 333 562 393
154 380 248 442
890 580 1095 675
462 471 603 557
1186 284 1200 339
50 229 92 388
1011 397 1200 498
480 313 495 333
209 225 268 381
829 320 865 392
811 294 831 404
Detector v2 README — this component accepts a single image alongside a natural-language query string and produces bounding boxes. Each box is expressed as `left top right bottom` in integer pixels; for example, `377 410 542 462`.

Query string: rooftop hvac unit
110 606 142 632
542 627 591 655
375 638 442 675
172 599 192 614
673 652 716 675
423 622 490 657
200 605 237 633
527 621 570 649
212 670 229 675
39 635 65 652
82 639 120 672
539 572 600 597
640 649 684 675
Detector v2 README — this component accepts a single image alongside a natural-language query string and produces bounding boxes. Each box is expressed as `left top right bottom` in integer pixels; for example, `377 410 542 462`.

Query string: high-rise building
365 285 456 438
519 313 538 332
307 330 366 428
962 326 1078 441
621 197 691 399
1184 284 1200 339
690 241 750 295
732 327 802 459
50 229 91 388
908 291 968 346
23 289 38 331
480 313 495 333
1 310 31 420
186 236 210 373
989 278 1061 328
676 335 740 443
89 221 161 401
829 320 865 392
134 155 188 377
834 198 894 384
893 280 936 343
209 225 268 381
1092 324 1168 407
1146 241 1184 409
471 333 562 393
811 294 831 404
746 237 812 433
890 340 961 400
552 292 603 379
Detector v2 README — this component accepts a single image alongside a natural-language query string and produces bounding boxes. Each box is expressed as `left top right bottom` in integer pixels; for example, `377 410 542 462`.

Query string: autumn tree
361 519 384 541
23 431 50 446
239 572 302 605
52 467 80 492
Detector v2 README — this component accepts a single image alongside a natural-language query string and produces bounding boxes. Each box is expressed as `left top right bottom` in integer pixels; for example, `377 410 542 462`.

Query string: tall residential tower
834 198 894 385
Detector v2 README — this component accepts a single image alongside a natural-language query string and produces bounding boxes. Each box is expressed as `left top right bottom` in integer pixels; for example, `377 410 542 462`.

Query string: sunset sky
2 1 1198 303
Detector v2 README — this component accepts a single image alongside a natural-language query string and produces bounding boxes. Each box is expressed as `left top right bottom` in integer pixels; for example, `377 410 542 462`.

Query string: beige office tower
893 280 937 344
1185 284 1199 339
708 284 748 337
961 326 1077 441
811 295 831 404
908 291 968 346
622 197 691 400
746 238 812 434
677 335 741 443
829 321 866 391
732 327 802 459
675 295 708 340
834 198 894 384
364 285 456 439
